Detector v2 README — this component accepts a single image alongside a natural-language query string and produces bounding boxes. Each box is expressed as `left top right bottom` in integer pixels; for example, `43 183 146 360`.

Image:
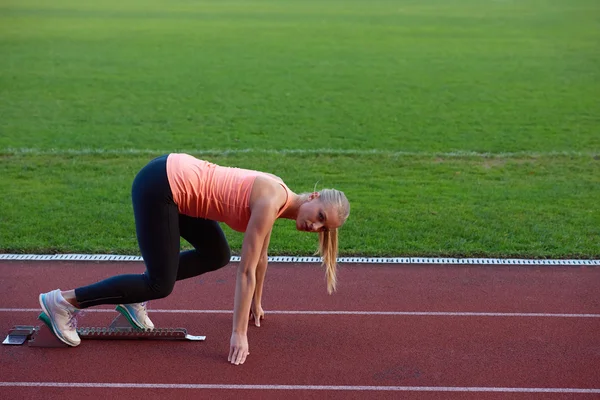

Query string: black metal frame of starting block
2 313 206 347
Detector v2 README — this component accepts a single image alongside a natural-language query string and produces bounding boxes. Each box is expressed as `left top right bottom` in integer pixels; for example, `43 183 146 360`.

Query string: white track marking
2 147 597 158
0 382 598 393
0 254 598 265
1 308 598 318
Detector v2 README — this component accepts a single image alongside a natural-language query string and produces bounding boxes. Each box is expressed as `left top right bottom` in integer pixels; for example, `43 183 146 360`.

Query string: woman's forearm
232 266 256 334
253 256 268 304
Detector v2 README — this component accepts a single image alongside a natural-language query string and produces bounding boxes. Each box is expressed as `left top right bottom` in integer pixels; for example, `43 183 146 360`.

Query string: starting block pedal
3 312 206 347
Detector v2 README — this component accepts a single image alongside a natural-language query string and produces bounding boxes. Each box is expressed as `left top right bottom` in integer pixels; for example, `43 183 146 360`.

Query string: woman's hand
250 302 265 327
228 332 249 365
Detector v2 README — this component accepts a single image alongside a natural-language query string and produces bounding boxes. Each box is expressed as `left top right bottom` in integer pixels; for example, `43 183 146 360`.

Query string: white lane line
1 254 598 266
0 382 598 393
1 308 599 318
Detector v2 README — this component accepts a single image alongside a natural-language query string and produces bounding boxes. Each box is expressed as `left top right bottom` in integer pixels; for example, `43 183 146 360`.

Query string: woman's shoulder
251 175 290 208
260 172 284 183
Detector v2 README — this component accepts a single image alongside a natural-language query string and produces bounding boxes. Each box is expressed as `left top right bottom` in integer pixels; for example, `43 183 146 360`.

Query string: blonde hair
316 189 350 294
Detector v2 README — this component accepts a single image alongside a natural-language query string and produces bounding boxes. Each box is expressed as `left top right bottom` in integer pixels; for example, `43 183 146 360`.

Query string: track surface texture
1 260 599 399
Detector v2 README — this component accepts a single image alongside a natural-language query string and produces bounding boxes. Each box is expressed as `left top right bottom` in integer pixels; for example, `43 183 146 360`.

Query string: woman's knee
144 274 175 299
202 245 231 273
217 245 232 268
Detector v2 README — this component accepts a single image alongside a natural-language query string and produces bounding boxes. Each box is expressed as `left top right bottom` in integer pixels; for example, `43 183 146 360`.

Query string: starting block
3 312 206 347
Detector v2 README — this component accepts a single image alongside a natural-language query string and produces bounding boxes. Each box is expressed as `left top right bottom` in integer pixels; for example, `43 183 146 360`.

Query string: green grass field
1 0 599 258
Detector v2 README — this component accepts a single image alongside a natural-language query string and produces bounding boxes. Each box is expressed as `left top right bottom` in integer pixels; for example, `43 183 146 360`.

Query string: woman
39 153 350 365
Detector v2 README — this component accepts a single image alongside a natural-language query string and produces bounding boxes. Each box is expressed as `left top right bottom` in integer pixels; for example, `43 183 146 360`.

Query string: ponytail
318 228 339 294
307 188 349 294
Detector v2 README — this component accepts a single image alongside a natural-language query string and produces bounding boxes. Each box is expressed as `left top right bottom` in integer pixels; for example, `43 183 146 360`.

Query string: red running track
0 260 599 399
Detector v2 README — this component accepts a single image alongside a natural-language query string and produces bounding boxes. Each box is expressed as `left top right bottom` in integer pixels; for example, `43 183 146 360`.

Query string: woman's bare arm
228 206 278 364
254 230 271 306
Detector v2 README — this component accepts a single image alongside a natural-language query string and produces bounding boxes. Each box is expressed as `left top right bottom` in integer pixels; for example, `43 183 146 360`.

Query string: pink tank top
166 153 293 232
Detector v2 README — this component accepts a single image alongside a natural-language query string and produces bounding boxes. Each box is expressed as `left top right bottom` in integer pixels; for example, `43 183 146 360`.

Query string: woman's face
296 194 342 233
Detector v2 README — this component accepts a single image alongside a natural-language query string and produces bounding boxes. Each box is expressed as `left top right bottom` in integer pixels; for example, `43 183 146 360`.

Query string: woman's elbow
237 266 257 284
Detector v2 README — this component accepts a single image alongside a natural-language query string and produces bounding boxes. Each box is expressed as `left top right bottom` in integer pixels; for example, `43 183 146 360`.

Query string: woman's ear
308 191 320 201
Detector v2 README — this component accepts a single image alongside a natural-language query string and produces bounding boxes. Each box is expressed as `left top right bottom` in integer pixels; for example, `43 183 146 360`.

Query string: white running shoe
38 289 81 347
116 302 154 330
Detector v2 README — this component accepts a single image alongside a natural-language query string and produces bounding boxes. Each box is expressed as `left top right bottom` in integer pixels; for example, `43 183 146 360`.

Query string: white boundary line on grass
2 147 598 158
0 382 598 393
0 254 598 266
1 308 599 318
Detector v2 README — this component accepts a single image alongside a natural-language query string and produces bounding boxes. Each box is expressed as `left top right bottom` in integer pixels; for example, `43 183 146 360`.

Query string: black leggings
74 155 231 308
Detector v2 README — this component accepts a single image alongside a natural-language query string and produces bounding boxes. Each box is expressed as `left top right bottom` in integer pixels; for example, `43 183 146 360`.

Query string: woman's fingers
229 347 249 365
251 306 265 327
229 334 250 365
228 346 235 362
236 348 247 365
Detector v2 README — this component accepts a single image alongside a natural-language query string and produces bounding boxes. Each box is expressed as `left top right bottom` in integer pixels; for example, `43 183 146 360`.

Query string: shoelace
137 302 149 320
66 309 80 330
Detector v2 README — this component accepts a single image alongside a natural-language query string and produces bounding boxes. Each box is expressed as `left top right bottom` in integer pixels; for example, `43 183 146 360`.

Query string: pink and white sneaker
116 302 154 330
38 289 81 346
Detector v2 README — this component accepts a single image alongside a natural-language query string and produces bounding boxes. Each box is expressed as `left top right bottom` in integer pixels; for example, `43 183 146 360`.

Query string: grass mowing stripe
2 148 598 158
1 0 599 153
1 153 598 258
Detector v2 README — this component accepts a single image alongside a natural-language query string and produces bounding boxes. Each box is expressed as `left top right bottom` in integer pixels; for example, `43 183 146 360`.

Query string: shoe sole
115 305 147 330
38 293 80 347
